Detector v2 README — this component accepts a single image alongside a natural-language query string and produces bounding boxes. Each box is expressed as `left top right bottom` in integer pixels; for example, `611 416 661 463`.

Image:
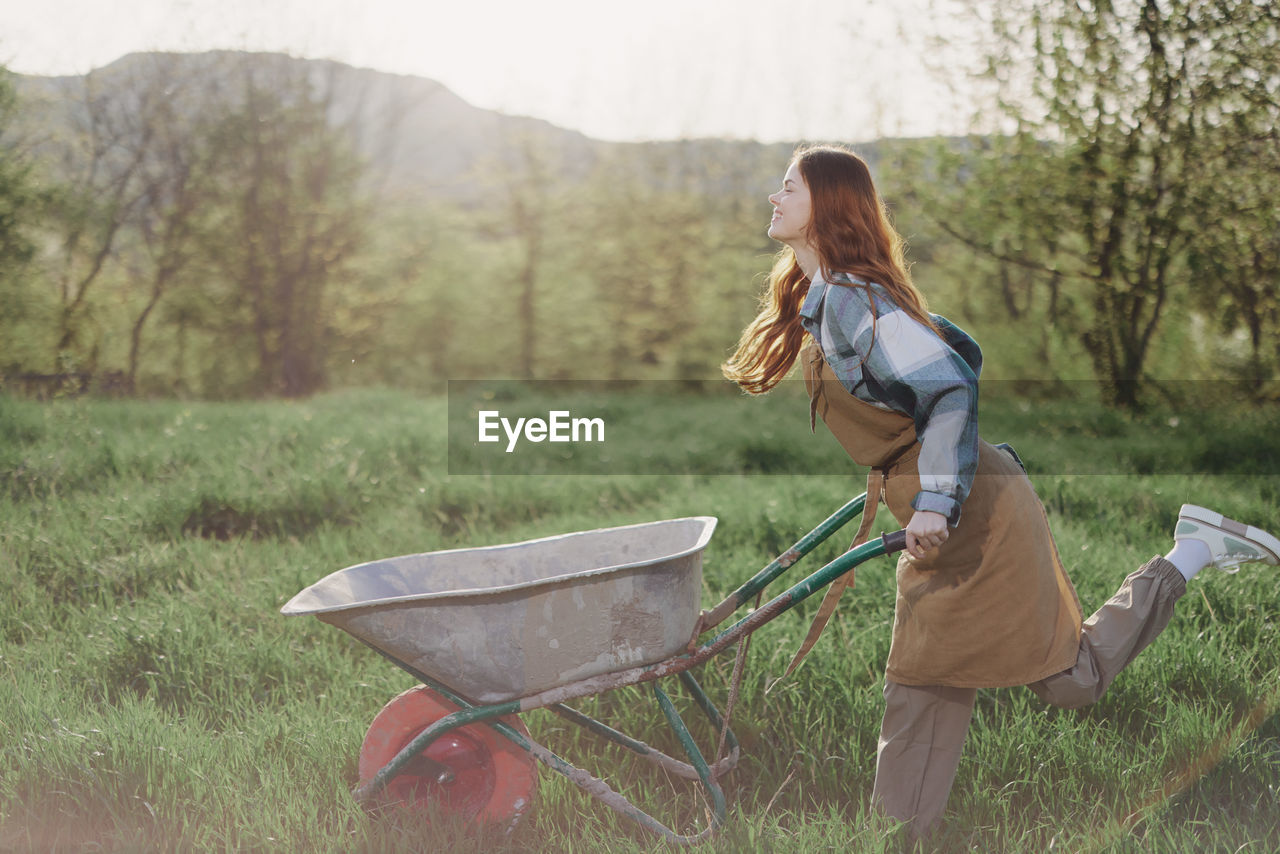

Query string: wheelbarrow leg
514 682 729 846
652 682 728 831
546 670 740 782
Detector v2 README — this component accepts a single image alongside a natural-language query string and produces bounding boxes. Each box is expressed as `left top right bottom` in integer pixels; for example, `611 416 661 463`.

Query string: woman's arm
819 286 981 528
865 309 979 525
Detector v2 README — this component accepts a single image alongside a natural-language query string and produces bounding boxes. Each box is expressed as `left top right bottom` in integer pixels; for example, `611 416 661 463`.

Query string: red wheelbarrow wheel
359 686 537 826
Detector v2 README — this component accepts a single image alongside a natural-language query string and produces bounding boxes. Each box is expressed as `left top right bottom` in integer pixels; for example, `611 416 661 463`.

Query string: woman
723 144 1280 840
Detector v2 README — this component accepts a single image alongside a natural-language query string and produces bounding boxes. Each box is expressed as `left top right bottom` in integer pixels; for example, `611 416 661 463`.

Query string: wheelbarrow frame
347 492 905 844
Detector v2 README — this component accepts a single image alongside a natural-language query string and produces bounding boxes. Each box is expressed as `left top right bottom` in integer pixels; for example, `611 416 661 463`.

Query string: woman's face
767 161 812 246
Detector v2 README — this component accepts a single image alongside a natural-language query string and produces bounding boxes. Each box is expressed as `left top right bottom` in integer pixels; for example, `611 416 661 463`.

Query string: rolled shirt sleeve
800 274 982 526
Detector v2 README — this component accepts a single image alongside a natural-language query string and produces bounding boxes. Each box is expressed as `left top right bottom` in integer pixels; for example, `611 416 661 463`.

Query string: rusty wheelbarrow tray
282 493 905 845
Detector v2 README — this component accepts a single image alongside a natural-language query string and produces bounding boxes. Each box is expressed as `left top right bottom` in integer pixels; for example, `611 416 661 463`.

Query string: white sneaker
1176 505 1280 573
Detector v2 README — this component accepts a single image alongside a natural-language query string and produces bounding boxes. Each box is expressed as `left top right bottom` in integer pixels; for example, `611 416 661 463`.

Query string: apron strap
783 467 884 678
807 344 823 433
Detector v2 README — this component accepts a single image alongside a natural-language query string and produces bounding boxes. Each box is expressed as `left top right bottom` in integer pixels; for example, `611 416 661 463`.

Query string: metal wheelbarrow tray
283 494 906 845
281 517 717 703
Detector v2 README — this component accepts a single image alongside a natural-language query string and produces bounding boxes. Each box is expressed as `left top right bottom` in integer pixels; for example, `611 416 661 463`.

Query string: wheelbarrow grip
881 529 908 554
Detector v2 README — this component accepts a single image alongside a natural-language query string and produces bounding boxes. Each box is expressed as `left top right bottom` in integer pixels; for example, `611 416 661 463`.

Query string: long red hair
723 145 936 394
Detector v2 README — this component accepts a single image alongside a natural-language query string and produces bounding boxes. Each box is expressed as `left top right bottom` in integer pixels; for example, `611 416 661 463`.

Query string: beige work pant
871 556 1187 838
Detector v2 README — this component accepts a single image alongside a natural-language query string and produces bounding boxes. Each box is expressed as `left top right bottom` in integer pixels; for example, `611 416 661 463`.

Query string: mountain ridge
10 50 893 201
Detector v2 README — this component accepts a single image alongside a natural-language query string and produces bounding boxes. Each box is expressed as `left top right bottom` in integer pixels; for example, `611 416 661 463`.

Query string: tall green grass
1 388 1278 852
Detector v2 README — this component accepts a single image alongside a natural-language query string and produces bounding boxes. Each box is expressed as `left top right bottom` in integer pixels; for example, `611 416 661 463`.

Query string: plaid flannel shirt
798 270 982 526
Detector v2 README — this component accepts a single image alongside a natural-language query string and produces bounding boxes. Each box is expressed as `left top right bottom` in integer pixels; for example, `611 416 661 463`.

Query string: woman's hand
905 510 949 559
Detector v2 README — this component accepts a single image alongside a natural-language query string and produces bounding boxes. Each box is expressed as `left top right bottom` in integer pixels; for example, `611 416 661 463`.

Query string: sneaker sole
1178 504 1280 564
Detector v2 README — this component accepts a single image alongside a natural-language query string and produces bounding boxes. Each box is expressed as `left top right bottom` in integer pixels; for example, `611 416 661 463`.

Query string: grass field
2 387 1279 852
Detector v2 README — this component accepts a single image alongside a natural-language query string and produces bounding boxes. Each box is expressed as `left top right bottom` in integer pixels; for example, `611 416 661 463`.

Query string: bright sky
0 0 982 143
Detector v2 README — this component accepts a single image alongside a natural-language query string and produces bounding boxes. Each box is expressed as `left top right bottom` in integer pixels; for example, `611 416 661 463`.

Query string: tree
0 68 37 283
116 55 211 392
571 147 716 381
1185 132 1280 392
1180 2 1280 394
0 66 43 374
505 134 550 381
937 0 1280 406
196 56 369 397
43 62 165 374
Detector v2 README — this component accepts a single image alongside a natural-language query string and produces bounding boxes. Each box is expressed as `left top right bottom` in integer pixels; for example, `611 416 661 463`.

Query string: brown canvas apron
801 343 1083 688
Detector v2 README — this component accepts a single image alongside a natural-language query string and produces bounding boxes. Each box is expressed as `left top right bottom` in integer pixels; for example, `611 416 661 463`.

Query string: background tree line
0 0 1276 407
905 0 1280 407
0 51 785 398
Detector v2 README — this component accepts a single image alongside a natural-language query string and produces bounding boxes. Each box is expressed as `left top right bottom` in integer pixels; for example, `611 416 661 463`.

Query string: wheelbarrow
281 493 906 844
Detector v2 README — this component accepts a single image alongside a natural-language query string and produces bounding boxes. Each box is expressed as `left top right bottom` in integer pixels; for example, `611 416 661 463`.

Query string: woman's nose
768 192 780 205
